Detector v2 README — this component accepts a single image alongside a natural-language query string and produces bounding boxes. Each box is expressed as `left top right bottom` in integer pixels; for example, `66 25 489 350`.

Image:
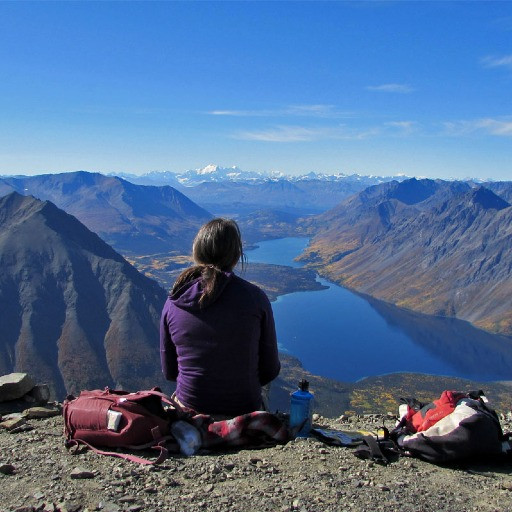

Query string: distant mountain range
0 172 211 255
0 192 169 398
115 164 407 187
113 165 408 215
1 169 511 339
299 178 512 335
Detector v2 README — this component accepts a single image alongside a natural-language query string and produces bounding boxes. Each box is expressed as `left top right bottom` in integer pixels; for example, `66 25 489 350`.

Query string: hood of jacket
169 271 233 311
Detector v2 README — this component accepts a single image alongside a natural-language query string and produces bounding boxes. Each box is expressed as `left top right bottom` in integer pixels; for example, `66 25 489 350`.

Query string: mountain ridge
0 192 168 398
0 171 212 255
299 179 512 335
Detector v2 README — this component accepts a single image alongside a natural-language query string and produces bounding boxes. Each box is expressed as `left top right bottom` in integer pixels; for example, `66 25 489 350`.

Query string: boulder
23 384 50 404
0 373 35 402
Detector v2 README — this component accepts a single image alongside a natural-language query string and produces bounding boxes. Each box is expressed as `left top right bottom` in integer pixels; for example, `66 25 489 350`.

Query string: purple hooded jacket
160 271 280 416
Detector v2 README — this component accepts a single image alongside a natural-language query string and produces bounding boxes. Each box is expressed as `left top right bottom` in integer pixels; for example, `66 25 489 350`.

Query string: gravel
1 414 512 512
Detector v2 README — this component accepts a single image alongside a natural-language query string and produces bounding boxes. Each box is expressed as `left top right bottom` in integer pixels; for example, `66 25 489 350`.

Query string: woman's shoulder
231 274 271 304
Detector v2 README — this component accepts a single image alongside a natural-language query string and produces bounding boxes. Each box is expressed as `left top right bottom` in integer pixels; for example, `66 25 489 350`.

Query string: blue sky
0 1 511 180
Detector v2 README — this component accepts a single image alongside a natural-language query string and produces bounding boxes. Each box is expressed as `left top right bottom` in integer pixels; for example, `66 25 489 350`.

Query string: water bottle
170 420 202 456
289 379 314 438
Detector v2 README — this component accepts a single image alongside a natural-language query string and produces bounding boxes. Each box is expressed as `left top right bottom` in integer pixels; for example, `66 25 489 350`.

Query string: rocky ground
2 412 512 512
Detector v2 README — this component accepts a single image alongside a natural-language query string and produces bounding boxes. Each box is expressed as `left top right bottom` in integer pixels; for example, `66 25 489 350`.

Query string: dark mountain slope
483 181 512 204
0 172 211 255
299 179 471 265
0 192 168 398
301 180 512 335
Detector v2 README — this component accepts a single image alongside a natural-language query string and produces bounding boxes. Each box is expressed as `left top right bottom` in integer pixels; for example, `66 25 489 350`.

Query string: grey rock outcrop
0 373 35 402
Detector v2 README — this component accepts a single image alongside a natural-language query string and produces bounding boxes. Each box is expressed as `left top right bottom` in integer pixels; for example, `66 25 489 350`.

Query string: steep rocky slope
0 193 168 398
300 179 512 335
0 172 211 255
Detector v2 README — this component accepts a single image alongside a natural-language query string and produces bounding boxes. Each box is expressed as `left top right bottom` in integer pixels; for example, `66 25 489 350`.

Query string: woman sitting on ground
160 218 280 417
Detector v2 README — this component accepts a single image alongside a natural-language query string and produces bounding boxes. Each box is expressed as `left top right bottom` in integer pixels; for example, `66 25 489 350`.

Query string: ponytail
171 264 226 308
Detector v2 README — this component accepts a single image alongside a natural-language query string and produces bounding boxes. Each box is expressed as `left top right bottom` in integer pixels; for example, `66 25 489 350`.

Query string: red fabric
407 390 467 433
189 411 289 448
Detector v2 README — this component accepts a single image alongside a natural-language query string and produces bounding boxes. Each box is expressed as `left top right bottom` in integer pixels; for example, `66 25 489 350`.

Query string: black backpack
355 391 510 465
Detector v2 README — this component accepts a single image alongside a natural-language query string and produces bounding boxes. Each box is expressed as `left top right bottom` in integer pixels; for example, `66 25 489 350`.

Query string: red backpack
63 388 182 464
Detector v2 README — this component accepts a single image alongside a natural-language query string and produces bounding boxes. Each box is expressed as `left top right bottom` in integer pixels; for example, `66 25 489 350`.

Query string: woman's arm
160 305 179 381
258 296 281 385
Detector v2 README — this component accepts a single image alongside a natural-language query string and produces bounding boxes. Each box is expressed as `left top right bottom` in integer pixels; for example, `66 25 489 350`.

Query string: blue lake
247 237 512 383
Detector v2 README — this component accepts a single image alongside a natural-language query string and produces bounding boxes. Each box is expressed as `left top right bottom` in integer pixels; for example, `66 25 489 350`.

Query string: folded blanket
189 411 289 449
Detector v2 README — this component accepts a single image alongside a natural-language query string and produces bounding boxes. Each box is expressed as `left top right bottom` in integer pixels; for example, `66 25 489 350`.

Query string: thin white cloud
207 104 354 119
481 54 512 69
385 121 418 135
443 118 512 137
209 109 270 117
366 83 414 93
235 126 321 142
233 125 379 142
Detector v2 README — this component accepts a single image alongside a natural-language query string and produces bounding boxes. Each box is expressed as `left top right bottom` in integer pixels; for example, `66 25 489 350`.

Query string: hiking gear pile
355 390 511 465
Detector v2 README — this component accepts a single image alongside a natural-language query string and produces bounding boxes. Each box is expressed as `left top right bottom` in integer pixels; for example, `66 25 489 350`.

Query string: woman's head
192 218 245 271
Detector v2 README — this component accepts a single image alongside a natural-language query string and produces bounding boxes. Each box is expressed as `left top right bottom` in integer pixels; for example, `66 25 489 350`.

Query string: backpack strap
66 435 175 465
354 435 390 465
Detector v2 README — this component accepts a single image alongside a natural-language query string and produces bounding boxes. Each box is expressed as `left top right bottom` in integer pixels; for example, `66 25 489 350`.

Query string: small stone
13 507 35 512
319 448 329 454
0 416 26 431
9 424 34 434
209 464 221 474
59 504 81 512
224 462 235 470
23 405 61 419
205 484 214 492
378 484 390 491
119 496 137 504
501 481 512 491
1 412 24 421
144 486 158 494
166 478 180 487
100 503 121 512
0 463 15 475
33 491 45 500
70 467 96 479
312 413 321 421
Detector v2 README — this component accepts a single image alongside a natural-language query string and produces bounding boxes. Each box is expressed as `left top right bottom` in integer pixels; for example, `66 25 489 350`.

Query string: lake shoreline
248 237 512 384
